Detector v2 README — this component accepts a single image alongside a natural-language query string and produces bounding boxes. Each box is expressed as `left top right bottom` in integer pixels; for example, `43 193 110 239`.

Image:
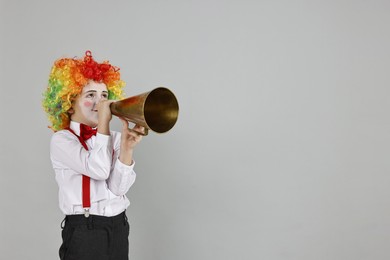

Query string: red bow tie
80 124 97 141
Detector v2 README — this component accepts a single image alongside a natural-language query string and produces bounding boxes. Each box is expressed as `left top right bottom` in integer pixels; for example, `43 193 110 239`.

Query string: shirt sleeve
106 132 137 196
107 159 137 196
50 131 113 180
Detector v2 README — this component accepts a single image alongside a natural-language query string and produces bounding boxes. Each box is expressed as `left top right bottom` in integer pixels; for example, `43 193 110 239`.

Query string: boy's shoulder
53 128 72 136
51 129 78 142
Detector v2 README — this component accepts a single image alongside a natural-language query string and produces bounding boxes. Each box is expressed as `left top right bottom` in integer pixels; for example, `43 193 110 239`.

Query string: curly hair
42 51 125 131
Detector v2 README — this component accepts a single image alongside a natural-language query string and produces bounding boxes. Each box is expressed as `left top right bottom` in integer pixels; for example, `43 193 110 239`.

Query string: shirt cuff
116 158 135 170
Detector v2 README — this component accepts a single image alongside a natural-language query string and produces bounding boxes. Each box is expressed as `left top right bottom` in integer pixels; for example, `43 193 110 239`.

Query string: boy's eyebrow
83 90 109 94
84 90 97 93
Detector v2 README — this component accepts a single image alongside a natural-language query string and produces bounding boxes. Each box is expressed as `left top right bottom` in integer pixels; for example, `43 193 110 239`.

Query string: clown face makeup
70 81 109 127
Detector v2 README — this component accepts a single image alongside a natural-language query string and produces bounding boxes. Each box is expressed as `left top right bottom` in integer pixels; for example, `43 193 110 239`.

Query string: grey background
1 0 390 259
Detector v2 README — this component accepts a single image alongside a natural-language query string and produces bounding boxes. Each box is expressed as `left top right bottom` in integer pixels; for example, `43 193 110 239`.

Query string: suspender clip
84 208 90 218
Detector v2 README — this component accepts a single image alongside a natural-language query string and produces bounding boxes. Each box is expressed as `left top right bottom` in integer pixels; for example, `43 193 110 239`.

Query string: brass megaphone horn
110 87 179 135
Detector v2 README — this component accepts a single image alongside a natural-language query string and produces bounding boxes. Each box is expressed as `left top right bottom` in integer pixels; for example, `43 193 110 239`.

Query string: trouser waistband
61 211 127 228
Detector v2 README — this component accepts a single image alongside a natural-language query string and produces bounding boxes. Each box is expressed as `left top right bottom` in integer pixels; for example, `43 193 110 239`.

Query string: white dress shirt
50 121 136 216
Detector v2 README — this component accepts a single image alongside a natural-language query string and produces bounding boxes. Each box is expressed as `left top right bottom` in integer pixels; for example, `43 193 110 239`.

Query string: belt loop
60 216 67 229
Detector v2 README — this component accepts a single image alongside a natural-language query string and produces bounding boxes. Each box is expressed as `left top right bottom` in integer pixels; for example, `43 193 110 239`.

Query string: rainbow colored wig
42 51 125 131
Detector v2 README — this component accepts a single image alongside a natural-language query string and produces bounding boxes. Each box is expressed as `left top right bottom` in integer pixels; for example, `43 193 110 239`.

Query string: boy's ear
68 108 74 114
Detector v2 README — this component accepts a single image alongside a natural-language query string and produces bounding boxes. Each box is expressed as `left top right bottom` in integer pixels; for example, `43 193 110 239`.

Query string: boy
42 51 143 260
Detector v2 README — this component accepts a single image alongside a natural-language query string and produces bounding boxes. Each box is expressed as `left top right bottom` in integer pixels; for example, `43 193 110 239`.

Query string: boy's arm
107 156 136 196
50 131 113 180
107 118 143 195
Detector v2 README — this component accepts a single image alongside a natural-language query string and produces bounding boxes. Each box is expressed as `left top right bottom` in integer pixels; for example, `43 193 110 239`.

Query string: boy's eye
86 93 95 98
102 94 108 99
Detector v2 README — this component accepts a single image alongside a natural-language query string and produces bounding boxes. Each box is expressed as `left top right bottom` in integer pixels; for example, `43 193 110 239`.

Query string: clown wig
42 51 125 131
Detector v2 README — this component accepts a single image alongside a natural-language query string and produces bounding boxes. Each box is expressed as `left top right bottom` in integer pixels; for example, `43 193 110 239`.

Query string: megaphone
110 87 179 135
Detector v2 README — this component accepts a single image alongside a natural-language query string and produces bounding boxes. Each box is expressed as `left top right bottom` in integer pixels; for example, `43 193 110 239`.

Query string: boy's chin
90 122 98 128
84 120 98 128
88 117 99 126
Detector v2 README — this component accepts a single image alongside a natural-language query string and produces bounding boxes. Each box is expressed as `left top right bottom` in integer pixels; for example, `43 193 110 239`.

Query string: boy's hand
118 117 144 165
97 100 115 135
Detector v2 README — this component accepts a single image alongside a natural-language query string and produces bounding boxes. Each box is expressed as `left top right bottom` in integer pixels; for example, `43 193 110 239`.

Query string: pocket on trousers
59 226 76 260
66 225 110 259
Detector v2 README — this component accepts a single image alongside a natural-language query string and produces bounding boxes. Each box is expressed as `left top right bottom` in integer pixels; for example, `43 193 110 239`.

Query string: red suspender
66 128 91 217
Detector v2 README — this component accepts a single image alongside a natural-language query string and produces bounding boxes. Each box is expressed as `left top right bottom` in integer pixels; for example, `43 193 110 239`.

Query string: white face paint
70 81 109 127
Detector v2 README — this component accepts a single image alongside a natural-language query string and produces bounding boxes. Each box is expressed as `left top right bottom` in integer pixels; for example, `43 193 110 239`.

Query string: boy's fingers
127 126 146 137
133 125 145 131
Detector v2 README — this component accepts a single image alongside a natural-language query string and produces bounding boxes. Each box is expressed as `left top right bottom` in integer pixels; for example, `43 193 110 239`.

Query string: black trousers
59 212 130 260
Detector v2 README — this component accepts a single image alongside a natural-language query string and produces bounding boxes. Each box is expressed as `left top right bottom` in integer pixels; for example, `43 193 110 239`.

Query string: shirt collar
69 121 81 136
69 121 98 136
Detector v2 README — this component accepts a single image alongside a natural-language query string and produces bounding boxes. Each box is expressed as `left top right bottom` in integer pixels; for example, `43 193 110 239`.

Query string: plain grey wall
1 0 390 259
